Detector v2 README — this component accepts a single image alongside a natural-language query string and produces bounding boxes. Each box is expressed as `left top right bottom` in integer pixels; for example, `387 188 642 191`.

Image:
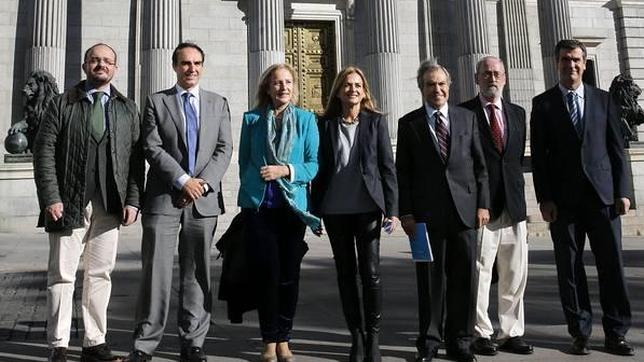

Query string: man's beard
481 85 503 99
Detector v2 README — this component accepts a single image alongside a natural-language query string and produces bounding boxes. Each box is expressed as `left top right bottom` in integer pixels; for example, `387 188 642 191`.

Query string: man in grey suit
128 42 233 362
396 60 489 362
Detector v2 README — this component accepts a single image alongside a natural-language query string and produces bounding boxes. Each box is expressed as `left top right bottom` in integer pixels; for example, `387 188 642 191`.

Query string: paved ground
0 223 643 361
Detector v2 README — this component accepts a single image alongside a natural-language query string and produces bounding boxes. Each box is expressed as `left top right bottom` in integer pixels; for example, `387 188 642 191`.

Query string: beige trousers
474 210 528 341
46 200 120 348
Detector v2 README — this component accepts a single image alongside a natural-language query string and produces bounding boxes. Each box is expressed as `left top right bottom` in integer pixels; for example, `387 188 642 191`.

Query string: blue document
408 223 433 262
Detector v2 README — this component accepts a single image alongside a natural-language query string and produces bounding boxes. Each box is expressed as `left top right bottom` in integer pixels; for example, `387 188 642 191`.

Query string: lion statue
7 70 60 153
609 73 644 146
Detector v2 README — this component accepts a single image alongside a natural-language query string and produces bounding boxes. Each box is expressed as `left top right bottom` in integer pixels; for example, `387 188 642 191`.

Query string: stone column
537 0 572 88
499 0 535 112
455 0 490 101
363 0 402 137
247 0 285 106
418 0 434 61
28 0 67 89
141 0 180 102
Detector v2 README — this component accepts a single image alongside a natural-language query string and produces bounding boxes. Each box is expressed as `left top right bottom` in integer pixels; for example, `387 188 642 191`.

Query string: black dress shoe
124 350 152 362
570 337 591 355
81 343 121 361
498 336 533 354
415 348 437 362
49 347 67 362
605 336 635 356
181 346 207 362
471 337 498 356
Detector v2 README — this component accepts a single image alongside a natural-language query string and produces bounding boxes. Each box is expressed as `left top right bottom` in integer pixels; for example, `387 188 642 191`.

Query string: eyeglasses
86 57 116 66
481 71 505 79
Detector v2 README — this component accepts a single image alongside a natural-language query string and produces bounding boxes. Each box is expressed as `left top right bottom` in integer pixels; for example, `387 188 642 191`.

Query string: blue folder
408 223 433 262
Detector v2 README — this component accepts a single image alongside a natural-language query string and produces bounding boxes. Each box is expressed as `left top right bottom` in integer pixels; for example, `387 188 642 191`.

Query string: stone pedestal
0 164 39 232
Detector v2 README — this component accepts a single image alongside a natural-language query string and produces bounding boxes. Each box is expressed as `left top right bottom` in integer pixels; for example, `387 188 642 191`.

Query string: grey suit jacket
396 105 490 228
142 86 233 216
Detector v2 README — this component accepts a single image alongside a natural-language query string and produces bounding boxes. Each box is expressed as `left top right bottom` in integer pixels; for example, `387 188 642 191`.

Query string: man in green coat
33 43 144 362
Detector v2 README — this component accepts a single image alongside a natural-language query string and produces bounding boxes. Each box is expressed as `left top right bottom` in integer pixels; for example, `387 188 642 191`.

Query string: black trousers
323 212 382 335
415 208 477 355
550 195 631 340
244 207 307 343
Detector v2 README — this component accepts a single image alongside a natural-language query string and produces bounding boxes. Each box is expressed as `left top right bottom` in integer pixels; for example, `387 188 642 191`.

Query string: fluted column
247 0 285 106
418 0 434 61
363 0 402 137
608 0 644 140
537 0 572 88
455 0 490 101
141 0 179 102
28 0 67 89
499 0 534 113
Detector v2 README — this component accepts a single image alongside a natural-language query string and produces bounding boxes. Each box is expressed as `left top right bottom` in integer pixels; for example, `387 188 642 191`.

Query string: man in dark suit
531 39 634 356
127 42 233 362
396 60 490 362
460 56 532 356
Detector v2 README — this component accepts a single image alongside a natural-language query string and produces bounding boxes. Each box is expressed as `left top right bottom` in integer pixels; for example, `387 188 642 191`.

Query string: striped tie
567 91 582 137
434 111 449 162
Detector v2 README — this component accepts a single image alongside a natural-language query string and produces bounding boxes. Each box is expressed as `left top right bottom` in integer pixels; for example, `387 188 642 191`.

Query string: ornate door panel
284 21 336 114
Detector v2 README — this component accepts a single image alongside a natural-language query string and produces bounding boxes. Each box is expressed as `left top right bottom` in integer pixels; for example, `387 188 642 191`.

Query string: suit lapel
502 100 518 153
196 90 212 171
412 107 441 159
357 111 371 167
162 88 187 147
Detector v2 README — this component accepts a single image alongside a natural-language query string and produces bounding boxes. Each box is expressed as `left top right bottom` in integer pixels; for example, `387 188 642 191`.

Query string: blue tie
182 92 198 176
567 91 582 137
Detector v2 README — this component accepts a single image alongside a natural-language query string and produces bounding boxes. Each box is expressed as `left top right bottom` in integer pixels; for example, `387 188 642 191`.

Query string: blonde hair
323 66 380 119
254 63 299 109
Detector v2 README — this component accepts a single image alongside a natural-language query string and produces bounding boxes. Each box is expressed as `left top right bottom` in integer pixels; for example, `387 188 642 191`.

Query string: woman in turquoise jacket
237 63 320 362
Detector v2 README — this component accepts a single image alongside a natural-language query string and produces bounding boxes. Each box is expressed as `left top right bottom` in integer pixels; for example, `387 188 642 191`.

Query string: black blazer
459 97 527 223
396 105 490 229
530 83 632 209
312 110 399 217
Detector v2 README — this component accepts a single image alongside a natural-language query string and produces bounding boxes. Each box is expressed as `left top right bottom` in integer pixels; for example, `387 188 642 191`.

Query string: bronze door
284 21 337 115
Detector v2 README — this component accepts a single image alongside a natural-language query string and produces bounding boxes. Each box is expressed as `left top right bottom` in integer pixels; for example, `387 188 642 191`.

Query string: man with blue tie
531 39 634 356
127 42 233 362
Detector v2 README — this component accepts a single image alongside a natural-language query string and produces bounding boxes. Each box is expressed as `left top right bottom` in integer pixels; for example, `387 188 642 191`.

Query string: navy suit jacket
530 83 632 209
396 105 489 229
459 97 527 223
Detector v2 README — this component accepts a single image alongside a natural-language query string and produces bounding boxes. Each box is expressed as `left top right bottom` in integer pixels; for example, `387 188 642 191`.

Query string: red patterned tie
487 104 503 153
434 111 449 162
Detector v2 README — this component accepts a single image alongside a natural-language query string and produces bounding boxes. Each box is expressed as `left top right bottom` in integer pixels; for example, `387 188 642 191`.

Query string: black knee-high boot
363 270 382 361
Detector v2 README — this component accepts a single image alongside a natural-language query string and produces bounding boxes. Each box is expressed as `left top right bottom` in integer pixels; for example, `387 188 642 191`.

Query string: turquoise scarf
265 104 321 231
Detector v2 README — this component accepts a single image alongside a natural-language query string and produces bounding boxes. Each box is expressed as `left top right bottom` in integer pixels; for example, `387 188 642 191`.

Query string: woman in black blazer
312 66 398 362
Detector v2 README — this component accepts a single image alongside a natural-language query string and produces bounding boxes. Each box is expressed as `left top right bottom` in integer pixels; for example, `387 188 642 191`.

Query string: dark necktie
182 92 198 176
90 92 105 141
434 111 449 162
487 104 504 153
567 91 582 137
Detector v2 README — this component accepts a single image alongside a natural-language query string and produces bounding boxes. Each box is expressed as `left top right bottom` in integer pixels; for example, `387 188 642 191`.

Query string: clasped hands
260 165 290 181
177 178 207 208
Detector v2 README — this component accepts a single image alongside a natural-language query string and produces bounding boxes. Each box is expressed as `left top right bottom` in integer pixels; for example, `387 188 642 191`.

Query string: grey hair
475 55 506 75
417 58 452 89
